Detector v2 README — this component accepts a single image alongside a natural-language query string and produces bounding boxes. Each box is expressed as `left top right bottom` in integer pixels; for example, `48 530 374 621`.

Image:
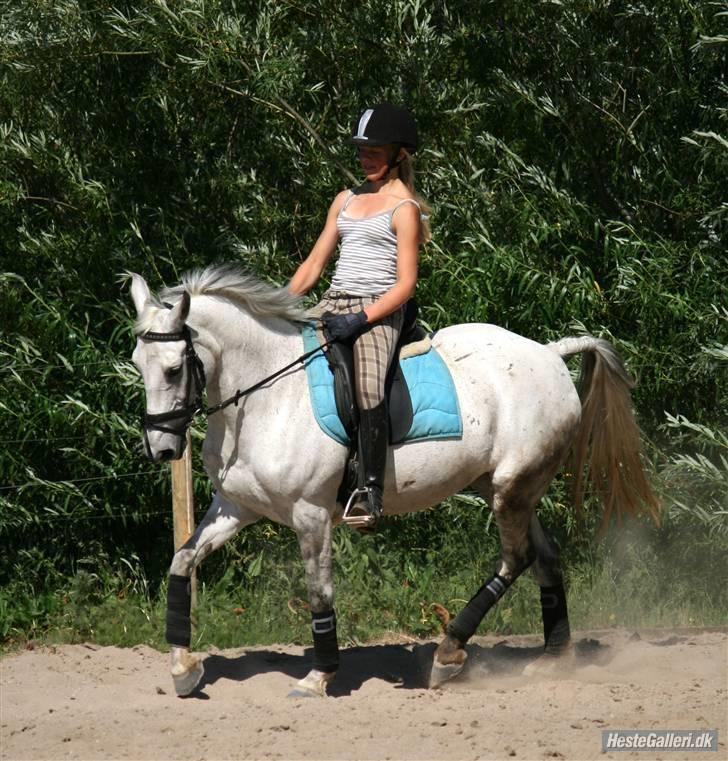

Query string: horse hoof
287 687 321 699
172 659 205 696
429 657 466 689
430 634 468 688
288 669 335 698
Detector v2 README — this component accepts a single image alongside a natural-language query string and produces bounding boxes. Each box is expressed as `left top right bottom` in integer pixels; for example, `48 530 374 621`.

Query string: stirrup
342 487 380 530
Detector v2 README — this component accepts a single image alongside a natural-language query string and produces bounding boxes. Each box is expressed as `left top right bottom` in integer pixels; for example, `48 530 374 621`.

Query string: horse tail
547 336 661 534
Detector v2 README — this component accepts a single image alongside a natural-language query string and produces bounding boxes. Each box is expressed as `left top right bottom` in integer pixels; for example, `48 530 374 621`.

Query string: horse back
431 323 582 467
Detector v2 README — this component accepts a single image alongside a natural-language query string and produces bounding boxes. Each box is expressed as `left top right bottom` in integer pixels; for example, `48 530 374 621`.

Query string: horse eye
166 365 183 378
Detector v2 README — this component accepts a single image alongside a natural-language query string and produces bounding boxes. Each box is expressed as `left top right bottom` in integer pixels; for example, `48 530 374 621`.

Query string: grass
3 510 726 655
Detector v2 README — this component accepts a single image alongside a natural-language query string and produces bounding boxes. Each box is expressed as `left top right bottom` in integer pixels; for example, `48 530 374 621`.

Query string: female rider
288 102 430 530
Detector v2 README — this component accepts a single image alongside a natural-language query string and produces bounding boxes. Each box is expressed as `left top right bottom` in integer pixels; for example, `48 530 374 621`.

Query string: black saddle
323 299 428 446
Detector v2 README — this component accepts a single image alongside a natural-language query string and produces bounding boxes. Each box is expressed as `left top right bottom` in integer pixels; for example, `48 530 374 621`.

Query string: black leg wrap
311 610 339 673
447 574 511 644
540 582 571 653
166 574 192 648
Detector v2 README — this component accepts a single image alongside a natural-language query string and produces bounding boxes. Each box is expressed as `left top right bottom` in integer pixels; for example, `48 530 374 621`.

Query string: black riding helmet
349 102 418 154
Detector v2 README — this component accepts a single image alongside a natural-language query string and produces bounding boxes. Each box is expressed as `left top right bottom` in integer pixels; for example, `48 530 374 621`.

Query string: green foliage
661 411 728 537
1 0 726 645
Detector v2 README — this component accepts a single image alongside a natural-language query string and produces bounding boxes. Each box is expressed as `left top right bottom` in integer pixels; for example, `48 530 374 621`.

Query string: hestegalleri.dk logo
602 730 718 752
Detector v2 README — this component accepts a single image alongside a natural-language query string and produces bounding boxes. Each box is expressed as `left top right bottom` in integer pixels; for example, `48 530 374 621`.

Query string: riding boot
347 400 388 532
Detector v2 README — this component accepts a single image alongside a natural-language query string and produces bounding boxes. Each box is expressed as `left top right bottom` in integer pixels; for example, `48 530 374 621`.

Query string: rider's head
350 102 430 243
350 102 418 182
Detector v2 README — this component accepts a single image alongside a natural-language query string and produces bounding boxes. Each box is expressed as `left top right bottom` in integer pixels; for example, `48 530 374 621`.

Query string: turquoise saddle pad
302 324 462 446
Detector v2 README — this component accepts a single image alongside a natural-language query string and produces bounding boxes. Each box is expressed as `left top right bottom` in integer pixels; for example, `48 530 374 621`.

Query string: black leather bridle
138 321 333 459
140 326 207 457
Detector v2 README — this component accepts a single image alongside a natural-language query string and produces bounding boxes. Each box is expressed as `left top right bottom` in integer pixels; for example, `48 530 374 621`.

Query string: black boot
346 400 388 532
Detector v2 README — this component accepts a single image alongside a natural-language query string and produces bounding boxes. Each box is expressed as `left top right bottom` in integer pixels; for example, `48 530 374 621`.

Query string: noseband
140 326 207 448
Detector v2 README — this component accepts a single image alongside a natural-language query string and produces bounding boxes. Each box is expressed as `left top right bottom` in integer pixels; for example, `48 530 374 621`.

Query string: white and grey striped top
330 191 420 296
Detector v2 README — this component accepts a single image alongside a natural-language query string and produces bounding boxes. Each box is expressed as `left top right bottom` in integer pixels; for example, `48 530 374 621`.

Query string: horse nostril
158 449 176 462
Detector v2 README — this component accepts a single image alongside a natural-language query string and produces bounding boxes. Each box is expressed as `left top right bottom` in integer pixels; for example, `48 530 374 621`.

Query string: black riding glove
323 310 368 341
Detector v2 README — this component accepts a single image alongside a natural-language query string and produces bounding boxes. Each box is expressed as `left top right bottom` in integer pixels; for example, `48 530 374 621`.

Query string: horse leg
430 482 536 688
522 512 573 675
289 503 337 698
167 492 259 696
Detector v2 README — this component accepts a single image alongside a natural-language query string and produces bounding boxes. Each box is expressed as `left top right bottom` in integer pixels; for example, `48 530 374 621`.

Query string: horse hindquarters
431 333 658 687
430 417 577 686
430 329 583 686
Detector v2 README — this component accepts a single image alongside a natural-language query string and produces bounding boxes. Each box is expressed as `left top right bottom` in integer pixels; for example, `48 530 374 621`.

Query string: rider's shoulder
330 188 353 213
391 185 420 214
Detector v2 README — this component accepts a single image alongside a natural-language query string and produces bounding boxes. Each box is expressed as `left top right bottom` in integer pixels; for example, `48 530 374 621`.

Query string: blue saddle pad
302 324 462 446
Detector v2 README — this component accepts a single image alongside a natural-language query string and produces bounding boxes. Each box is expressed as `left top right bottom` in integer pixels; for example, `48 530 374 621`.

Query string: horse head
130 273 203 462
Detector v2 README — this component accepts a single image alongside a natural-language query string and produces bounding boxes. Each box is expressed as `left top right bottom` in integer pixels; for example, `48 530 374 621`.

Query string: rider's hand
322 311 368 341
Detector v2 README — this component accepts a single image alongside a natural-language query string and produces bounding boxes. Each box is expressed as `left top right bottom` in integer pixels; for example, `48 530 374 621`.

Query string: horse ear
168 291 190 329
129 273 151 317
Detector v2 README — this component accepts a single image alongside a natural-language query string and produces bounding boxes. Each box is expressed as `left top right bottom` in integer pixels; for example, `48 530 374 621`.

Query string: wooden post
171 431 196 608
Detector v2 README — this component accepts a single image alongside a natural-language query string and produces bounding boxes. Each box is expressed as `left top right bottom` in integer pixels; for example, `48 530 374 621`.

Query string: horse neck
189 295 301 406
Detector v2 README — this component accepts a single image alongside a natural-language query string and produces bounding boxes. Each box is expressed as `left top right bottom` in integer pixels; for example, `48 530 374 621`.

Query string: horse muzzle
142 412 191 462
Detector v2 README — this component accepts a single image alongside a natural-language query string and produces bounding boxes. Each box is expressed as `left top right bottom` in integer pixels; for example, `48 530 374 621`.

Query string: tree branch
212 80 357 185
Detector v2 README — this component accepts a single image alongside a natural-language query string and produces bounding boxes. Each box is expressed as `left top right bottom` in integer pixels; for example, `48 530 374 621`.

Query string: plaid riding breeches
309 291 404 410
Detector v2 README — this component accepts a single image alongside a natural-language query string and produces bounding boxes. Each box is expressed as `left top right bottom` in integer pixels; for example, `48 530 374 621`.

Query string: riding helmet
350 102 418 154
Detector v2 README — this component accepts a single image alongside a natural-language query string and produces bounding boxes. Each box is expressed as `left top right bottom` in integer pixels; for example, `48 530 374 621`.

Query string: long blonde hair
398 150 432 244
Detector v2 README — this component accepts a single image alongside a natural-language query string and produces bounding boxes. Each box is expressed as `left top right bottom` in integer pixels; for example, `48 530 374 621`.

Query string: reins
204 337 333 417
140 322 332 434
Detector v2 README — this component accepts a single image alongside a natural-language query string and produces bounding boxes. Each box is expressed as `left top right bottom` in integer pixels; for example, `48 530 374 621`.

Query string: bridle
140 325 207 457
139 320 332 458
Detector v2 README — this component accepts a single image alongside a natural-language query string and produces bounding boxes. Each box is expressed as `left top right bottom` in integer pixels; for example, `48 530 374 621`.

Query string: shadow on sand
193 636 613 697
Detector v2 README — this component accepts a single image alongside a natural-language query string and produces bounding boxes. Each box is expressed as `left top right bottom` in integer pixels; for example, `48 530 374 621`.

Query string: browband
141 330 187 343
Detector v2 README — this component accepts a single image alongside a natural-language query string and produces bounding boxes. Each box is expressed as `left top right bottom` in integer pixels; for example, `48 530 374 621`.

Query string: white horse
129 265 658 697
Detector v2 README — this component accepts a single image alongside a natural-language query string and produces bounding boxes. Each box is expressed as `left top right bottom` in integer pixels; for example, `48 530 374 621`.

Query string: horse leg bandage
311 610 339 673
448 574 511 643
166 574 192 648
540 582 570 653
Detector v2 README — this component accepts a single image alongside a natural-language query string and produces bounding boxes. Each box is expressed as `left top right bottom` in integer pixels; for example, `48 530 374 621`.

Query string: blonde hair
398 151 432 244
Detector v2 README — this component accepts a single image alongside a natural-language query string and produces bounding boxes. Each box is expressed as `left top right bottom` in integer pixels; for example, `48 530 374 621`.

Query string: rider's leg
348 307 404 529
353 399 388 521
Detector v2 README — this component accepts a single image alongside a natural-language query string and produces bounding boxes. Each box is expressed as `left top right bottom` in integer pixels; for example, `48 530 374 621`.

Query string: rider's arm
363 202 419 323
287 191 348 296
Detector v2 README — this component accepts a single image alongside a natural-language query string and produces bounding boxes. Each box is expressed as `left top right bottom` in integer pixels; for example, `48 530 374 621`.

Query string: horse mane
135 265 308 334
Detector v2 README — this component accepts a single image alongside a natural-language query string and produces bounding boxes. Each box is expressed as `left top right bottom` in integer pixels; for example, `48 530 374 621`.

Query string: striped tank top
330 191 421 296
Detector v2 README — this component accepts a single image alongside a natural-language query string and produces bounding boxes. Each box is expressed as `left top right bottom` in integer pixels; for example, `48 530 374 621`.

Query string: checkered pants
309 291 404 410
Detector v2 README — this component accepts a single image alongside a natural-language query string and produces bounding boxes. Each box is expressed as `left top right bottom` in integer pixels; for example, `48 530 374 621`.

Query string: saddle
301 306 461 512
324 299 429 446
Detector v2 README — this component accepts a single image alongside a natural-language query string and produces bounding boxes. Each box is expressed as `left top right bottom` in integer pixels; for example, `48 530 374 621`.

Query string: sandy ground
1 628 726 761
